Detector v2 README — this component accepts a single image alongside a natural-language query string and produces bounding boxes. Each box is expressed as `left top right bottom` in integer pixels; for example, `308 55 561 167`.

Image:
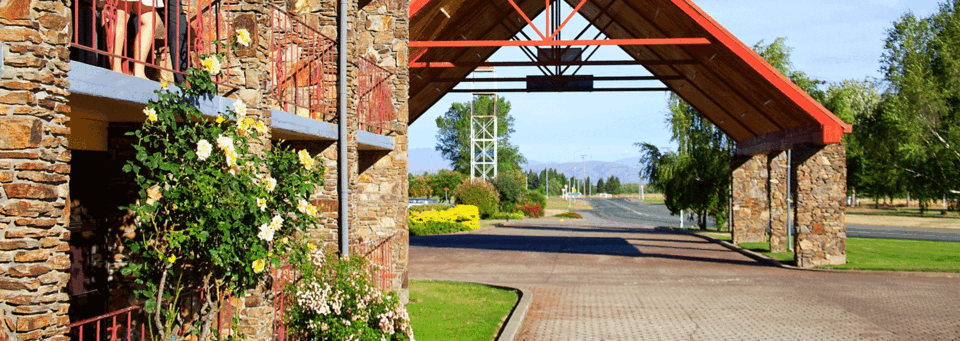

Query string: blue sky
408 0 943 164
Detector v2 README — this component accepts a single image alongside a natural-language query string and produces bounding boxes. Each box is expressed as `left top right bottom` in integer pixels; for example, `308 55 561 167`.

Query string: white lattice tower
470 92 498 179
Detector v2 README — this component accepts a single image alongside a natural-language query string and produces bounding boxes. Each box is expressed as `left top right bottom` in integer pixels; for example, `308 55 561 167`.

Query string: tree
408 173 433 198
429 169 465 202
636 92 732 229
492 170 527 212
824 78 883 199
872 2 960 211
435 95 526 175
596 178 605 194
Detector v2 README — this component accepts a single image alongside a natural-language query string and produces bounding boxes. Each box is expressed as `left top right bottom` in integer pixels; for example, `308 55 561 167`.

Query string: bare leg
110 7 130 73
133 7 158 79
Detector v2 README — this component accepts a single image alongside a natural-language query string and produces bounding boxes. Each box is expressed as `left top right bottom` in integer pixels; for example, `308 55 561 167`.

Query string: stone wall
0 0 74 338
792 143 847 267
768 151 789 253
353 0 410 299
730 153 768 244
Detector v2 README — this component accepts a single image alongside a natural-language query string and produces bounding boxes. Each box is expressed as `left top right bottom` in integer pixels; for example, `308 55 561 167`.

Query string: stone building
1 0 409 338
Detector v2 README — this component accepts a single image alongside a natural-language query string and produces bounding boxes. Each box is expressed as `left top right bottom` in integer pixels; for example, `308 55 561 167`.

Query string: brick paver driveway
409 219 960 340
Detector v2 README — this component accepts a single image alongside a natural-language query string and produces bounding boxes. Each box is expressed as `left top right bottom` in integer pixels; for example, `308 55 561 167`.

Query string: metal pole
470 96 476 179
546 170 549 199
338 0 349 258
493 94 499 178
680 209 684 229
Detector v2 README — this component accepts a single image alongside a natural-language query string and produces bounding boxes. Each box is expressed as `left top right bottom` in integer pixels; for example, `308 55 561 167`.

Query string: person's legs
165 0 188 82
133 5 158 78
109 6 130 73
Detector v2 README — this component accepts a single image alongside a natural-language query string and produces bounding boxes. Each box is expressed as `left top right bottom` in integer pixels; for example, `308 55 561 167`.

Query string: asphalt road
583 197 960 242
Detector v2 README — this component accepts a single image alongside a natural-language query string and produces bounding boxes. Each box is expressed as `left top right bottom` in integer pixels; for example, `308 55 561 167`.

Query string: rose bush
121 30 326 341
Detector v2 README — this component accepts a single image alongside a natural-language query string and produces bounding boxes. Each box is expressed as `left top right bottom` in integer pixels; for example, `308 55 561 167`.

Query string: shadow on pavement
411 227 769 268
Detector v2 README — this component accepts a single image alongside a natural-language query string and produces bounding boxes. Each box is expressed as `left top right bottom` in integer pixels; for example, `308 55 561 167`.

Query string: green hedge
490 212 525 220
410 204 455 213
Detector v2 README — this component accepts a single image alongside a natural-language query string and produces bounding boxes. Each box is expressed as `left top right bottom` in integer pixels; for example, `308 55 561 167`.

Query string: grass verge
408 281 519 341
822 237 960 272
738 242 796 265
546 197 593 211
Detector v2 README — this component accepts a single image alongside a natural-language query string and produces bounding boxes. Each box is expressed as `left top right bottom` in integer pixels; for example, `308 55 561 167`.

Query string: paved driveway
410 220 960 340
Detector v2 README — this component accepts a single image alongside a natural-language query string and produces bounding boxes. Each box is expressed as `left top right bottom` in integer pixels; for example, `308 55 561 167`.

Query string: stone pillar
225 2 278 339
0 0 74 338
768 151 789 253
353 0 410 299
730 153 768 244
792 143 847 267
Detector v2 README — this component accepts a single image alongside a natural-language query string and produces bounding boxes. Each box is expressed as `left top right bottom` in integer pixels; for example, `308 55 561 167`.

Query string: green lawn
731 238 959 272
823 237 960 272
738 241 795 264
408 281 518 341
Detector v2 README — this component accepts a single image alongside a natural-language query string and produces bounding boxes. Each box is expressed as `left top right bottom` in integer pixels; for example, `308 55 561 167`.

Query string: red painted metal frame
409 37 710 48
71 0 233 85
411 59 697 68
357 57 396 135
270 4 338 121
352 234 398 293
68 306 145 341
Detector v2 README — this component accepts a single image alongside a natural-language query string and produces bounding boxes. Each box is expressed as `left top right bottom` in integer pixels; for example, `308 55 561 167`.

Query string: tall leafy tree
435 96 526 175
872 2 960 211
636 37 825 229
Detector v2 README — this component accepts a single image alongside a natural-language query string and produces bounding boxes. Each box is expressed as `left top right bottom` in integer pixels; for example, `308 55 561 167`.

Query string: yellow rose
168 254 177 264
252 259 266 273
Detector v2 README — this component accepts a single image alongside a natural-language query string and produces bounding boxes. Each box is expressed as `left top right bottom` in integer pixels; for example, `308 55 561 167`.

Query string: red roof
409 0 852 153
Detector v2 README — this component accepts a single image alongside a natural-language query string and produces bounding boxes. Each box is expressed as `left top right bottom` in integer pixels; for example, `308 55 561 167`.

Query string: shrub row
409 205 481 236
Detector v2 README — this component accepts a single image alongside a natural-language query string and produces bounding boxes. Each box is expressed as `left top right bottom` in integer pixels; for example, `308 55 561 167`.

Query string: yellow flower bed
410 205 480 231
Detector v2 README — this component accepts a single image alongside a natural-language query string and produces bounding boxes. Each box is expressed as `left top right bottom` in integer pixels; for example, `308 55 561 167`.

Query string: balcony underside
67 61 393 151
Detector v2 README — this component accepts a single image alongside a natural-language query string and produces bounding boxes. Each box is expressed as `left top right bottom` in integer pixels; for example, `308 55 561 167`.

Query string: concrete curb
410 279 532 341
676 229 960 279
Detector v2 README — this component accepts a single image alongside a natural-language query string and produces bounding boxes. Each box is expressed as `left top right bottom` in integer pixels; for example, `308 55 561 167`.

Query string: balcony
68 0 395 147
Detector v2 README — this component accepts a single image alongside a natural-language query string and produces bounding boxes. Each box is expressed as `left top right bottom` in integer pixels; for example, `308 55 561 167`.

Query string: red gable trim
410 0 432 17
670 0 852 134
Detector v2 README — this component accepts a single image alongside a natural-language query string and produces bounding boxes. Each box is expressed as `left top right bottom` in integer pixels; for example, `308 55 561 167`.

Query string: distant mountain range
409 148 643 184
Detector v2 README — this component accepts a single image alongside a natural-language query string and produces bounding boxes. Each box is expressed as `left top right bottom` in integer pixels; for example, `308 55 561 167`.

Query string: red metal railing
269 4 338 121
67 306 145 341
358 57 396 134
352 233 397 292
71 0 233 84
272 233 399 339
68 290 236 341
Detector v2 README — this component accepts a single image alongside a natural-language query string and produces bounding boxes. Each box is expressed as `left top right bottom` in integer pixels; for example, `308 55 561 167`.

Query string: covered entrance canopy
408 0 852 155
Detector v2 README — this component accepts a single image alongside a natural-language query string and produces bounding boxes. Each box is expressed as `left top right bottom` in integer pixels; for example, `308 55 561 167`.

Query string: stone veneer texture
792 143 847 267
0 0 74 338
768 151 789 253
731 153 769 244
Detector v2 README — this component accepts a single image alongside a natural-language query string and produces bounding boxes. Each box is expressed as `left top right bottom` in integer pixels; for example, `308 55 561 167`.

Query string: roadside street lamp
444 187 449 203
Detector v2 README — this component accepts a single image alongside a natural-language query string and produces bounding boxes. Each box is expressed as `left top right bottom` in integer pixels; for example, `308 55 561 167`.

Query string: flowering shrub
284 244 413 341
120 30 326 341
408 174 433 198
491 212 525 220
409 205 480 231
519 203 544 217
453 179 500 219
